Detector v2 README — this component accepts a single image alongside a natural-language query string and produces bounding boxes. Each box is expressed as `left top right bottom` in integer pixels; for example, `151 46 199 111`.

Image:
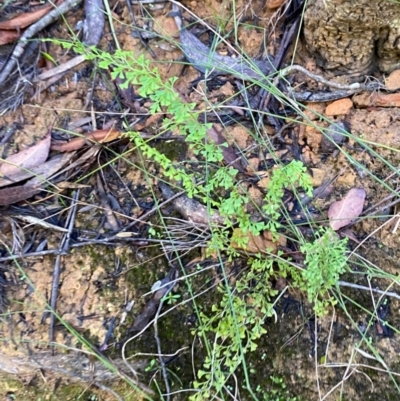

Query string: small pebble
320 121 348 153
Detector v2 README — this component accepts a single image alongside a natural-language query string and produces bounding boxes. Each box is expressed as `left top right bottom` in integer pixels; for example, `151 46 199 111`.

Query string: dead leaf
0 29 23 45
52 147 99 179
340 228 362 244
0 185 42 206
13 215 69 233
230 228 279 253
0 134 51 177
0 1 62 30
328 188 366 230
51 129 122 152
206 125 243 171
0 153 74 188
56 182 90 189
133 114 164 131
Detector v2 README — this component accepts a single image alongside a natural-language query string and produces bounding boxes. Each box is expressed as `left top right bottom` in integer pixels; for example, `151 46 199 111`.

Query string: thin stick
49 190 80 354
154 292 172 401
34 55 86 82
338 281 400 300
278 65 382 92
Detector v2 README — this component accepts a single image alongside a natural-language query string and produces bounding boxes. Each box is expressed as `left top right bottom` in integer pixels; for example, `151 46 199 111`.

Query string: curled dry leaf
0 0 63 45
13 215 69 233
328 188 366 231
0 153 75 206
0 134 51 177
51 129 122 152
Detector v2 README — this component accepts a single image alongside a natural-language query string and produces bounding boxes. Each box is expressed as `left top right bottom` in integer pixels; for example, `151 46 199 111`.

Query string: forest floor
0 0 400 400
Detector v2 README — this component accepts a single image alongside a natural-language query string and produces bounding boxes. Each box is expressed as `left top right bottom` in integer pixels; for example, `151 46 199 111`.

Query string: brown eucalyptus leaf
0 152 74 188
0 185 42 206
0 134 51 177
0 29 23 45
51 129 121 152
328 188 366 231
28 153 75 186
0 1 61 30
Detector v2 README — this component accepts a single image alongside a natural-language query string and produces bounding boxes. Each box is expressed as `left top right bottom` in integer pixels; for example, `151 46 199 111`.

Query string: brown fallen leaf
231 228 278 253
206 125 243 171
56 182 91 190
28 153 75 186
339 228 362 244
51 129 122 152
0 29 24 45
0 1 62 30
0 152 74 188
328 188 366 231
0 134 51 177
133 113 164 131
52 147 99 179
0 185 42 206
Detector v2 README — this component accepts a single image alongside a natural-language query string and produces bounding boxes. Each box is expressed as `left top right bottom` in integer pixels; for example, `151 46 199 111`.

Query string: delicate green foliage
299 228 348 315
263 160 313 232
162 292 181 305
129 131 199 197
66 42 349 399
190 256 278 401
256 376 300 401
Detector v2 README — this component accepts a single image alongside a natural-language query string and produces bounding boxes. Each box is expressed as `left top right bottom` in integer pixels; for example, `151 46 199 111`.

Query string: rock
320 121 348 153
303 0 400 75
326 98 353 116
309 168 326 187
354 92 400 107
385 70 400 91
304 102 326 121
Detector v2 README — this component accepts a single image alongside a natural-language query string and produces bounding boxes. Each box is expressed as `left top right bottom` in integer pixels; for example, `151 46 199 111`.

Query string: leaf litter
328 188 366 231
0 133 51 177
